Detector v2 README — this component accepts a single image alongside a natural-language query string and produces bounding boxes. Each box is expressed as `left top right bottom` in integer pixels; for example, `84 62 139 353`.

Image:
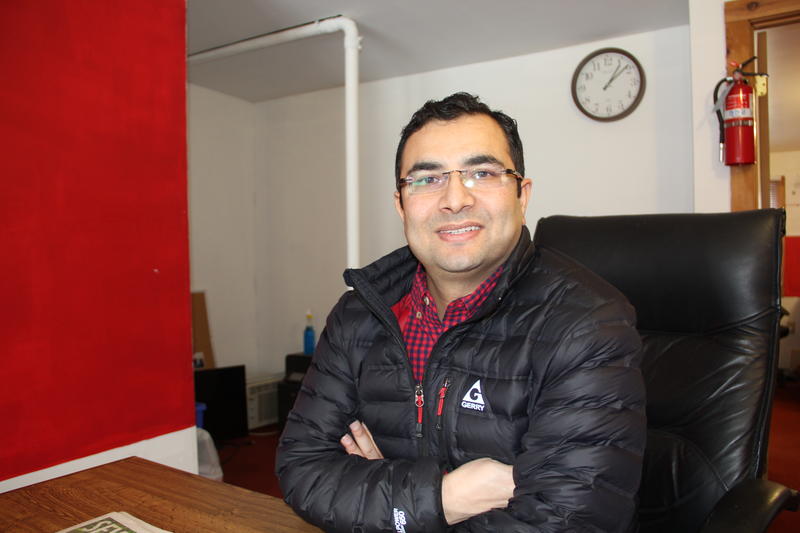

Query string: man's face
394 114 531 284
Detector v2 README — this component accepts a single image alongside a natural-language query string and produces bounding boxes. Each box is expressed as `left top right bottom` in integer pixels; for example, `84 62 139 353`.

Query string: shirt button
424 296 430 306
416 311 423 319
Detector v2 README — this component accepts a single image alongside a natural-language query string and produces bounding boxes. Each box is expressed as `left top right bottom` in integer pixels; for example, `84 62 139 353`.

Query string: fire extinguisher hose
713 78 730 160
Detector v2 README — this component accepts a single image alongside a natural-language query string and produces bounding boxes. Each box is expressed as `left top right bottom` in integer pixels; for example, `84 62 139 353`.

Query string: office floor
219 381 800 531
217 427 283 498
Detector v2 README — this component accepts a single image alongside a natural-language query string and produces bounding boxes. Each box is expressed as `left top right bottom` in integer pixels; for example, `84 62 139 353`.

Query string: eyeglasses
398 164 523 196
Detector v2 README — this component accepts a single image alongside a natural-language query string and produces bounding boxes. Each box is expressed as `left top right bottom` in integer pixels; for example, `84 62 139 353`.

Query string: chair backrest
532 209 785 533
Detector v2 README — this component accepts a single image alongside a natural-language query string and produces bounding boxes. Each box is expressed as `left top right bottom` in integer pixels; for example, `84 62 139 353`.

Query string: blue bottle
303 310 315 355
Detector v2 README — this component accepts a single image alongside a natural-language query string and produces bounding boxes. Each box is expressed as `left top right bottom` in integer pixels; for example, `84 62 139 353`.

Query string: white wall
188 85 259 373
249 25 694 375
254 96 348 375
688 0 730 212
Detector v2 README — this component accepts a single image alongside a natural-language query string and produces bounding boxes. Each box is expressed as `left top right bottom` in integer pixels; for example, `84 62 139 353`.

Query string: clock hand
603 62 622 91
603 64 629 90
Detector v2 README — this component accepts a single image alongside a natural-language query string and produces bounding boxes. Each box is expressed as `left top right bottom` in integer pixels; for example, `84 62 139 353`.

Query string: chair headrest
533 210 784 333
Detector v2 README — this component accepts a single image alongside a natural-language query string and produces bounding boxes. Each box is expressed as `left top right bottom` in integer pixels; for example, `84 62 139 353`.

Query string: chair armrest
701 478 799 533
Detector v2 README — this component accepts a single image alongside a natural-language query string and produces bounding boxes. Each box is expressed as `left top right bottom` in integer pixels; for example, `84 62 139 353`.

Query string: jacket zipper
415 376 450 443
435 377 450 430
414 383 424 438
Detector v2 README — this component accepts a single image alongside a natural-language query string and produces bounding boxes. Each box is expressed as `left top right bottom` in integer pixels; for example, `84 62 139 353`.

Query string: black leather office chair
533 209 798 533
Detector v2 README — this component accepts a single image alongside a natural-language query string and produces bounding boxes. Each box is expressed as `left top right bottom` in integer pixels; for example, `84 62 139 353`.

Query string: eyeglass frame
396 167 525 196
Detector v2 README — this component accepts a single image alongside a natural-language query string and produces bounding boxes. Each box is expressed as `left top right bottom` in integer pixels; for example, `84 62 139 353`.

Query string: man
276 93 646 532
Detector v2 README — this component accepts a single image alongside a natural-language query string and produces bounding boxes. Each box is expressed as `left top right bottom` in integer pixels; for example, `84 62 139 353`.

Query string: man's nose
439 171 475 213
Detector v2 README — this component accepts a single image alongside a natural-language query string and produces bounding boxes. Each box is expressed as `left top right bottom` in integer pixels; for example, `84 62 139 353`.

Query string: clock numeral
576 84 586 93
592 60 600 72
604 55 613 66
583 72 593 81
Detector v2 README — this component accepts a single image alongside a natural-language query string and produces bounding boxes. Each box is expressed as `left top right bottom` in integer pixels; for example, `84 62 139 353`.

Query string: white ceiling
187 0 688 102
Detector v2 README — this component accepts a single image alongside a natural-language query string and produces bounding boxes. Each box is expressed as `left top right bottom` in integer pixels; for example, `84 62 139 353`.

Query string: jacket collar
492 224 536 299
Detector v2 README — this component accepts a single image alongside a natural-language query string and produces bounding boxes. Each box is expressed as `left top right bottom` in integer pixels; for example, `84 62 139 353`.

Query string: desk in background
0 457 321 533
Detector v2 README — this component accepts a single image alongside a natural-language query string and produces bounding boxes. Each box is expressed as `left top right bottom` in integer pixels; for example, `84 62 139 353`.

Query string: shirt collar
409 264 503 326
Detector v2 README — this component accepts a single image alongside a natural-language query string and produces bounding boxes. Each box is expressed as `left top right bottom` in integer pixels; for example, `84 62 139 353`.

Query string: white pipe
189 17 362 269
342 20 360 270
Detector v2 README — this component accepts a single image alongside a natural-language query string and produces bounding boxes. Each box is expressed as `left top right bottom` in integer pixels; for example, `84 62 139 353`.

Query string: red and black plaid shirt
391 264 502 383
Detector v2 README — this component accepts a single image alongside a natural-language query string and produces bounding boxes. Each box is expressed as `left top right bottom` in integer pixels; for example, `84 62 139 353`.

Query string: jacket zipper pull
414 383 424 438
435 378 450 430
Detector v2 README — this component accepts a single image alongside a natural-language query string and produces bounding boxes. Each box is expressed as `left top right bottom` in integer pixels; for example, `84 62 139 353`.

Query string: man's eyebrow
406 161 444 174
463 154 505 167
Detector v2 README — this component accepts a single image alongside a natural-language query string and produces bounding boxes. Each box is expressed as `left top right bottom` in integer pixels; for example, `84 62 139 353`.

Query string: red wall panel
0 0 192 480
784 236 800 297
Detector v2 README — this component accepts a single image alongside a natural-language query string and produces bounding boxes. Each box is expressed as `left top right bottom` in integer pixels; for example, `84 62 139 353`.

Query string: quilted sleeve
275 297 449 533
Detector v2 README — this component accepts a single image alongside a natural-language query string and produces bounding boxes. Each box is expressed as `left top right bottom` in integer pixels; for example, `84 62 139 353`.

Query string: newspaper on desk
55 511 172 533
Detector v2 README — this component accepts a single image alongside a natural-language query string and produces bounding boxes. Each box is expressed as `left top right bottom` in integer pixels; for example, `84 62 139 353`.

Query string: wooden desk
0 457 321 532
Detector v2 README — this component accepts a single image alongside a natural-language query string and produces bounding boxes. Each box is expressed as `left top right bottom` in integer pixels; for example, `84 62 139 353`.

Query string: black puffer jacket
276 227 646 532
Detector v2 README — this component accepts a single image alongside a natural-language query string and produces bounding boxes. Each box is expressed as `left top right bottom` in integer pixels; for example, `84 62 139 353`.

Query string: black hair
394 92 525 195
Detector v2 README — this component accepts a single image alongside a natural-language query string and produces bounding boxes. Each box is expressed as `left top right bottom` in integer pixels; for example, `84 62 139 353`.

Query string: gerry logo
461 379 486 412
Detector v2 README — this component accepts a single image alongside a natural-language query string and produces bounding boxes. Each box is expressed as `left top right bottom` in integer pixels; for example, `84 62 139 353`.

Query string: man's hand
442 458 515 525
340 420 384 460
340 423 513 524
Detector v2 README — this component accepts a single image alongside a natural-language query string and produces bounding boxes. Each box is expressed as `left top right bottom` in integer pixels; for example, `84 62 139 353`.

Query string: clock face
571 48 645 121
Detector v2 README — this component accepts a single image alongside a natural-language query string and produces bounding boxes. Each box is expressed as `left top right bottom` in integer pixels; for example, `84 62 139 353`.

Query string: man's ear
394 191 406 223
518 178 532 224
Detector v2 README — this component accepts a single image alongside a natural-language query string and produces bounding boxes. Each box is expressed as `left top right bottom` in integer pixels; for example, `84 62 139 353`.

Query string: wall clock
571 48 646 121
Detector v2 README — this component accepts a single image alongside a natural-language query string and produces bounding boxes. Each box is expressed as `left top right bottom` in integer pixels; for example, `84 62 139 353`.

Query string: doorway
761 22 800 373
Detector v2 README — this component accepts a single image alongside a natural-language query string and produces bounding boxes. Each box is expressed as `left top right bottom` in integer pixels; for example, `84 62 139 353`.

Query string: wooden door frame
725 0 800 211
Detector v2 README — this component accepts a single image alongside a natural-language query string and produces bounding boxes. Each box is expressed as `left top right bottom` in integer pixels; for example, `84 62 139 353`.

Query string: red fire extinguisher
713 57 767 166
722 74 754 164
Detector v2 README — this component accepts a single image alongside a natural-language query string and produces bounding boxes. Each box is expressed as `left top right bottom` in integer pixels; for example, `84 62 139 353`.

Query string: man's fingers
349 421 384 459
340 421 384 460
340 434 364 457
365 424 384 459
